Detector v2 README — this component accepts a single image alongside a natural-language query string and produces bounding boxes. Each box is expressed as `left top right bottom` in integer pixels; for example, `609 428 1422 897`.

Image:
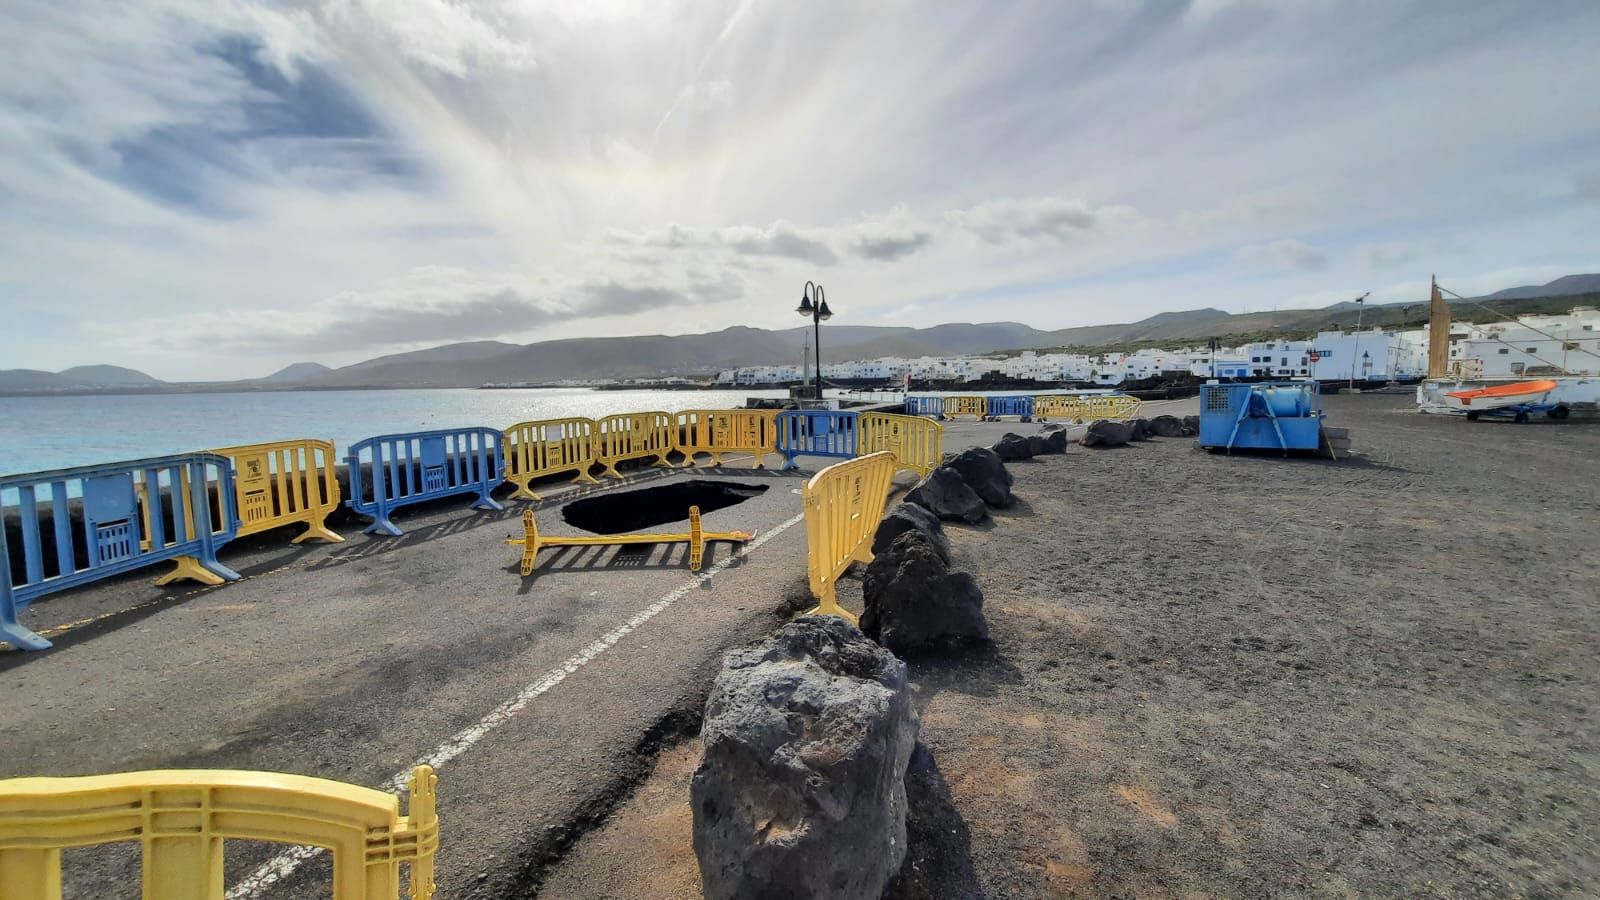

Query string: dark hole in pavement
561 480 768 535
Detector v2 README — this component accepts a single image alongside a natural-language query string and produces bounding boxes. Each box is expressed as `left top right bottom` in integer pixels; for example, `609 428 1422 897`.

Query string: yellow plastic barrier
0 765 438 900
503 417 601 500
858 413 944 476
674 409 780 468
506 506 753 576
134 466 231 587
594 412 677 479
151 439 343 586
802 451 897 625
1085 395 1142 419
219 439 343 543
1032 395 1084 422
941 395 987 421
1033 395 1142 423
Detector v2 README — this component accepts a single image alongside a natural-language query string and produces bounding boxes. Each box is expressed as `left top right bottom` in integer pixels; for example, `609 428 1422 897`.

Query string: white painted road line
226 511 807 899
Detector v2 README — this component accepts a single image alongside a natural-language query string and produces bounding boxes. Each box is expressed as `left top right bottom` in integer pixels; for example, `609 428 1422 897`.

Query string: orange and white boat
1442 379 1558 412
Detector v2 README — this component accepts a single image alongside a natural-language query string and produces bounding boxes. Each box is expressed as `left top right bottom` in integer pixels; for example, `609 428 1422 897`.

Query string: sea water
0 387 790 476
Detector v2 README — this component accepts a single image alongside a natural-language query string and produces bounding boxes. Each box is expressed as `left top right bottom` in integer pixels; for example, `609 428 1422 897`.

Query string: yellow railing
1031 395 1083 422
133 463 232 587
217 439 343 543
506 506 752 577
0 765 438 900
152 439 343 586
674 409 779 469
941 396 987 421
1032 394 1142 423
802 452 897 625
1085 395 1142 419
857 413 944 476
503 418 601 500
594 412 677 479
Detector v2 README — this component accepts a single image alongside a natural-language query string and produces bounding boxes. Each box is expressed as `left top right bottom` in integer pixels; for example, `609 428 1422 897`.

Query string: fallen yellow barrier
0 765 438 900
506 506 754 576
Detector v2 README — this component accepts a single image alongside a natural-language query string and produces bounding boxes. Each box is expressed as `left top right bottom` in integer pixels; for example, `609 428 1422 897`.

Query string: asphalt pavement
0 411 1190 898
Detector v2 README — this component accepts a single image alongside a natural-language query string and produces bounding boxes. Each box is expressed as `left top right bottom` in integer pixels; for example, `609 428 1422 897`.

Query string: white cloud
1236 239 1329 271
3 0 1600 378
945 197 1140 246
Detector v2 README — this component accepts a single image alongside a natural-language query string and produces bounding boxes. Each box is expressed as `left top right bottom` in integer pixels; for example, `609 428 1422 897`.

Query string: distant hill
4 274 1596 393
1483 274 1600 301
335 341 523 374
56 365 160 386
305 323 1060 388
0 365 162 392
0 369 74 391
258 362 332 383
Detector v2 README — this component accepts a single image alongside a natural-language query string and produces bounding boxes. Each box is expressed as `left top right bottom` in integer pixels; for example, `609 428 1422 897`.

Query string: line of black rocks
686 423 1136 898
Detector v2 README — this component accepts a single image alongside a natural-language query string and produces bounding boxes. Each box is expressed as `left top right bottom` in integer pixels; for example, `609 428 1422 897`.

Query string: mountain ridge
3 274 1594 393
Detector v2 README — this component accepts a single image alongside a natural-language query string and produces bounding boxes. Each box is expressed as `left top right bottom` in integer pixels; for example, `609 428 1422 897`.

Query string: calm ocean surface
0 388 791 476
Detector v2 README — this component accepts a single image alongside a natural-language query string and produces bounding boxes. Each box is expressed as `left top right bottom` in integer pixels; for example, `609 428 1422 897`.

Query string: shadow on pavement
886 742 985 900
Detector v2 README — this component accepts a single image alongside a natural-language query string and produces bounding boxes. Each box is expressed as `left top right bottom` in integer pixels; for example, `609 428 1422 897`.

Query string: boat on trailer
1415 277 1595 420
1443 379 1558 411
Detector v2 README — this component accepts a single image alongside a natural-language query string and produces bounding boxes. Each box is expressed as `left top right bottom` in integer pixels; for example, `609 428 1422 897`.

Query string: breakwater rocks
872 502 951 563
1150 414 1186 437
904 467 986 524
1082 419 1131 447
862 530 987 654
943 447 1013 508
691 616 917 900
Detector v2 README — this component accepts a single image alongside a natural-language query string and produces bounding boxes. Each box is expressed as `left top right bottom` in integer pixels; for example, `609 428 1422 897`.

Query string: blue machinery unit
1199 382 1325 454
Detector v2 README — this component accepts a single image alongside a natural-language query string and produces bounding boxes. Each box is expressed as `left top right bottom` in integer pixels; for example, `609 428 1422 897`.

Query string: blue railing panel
986 395 1034 419
345 427 505 536
2 453 241 652
905 396 944 418
776 411 861 470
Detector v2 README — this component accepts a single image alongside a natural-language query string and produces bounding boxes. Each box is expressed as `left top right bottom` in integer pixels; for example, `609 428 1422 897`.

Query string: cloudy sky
3 0 1598 380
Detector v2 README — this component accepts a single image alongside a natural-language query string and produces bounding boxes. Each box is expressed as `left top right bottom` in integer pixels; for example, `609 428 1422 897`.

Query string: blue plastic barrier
776 411 860 471
986 395 1034 420
346 428 505 536
2 453 241 651
904 396 945 418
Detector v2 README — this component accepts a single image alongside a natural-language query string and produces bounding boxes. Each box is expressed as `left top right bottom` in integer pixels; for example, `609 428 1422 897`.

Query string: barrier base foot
292 523 345 544
364 518 405 537
1 620 52 651
154 556 236 587
473 496 505 512
803 601 860 626
572 471 602 486
509 483 542 501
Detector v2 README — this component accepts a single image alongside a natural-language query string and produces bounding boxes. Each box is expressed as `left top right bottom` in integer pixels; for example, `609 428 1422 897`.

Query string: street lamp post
796 281 832 400
1348 291 1369 391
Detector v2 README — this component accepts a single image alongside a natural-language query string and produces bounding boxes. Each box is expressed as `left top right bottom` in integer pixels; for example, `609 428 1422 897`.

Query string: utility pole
1348 292 1369 390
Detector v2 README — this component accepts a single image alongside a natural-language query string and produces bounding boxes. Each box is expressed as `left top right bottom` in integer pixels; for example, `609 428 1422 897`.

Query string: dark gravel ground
889 394 1599 898
542 394 1599 898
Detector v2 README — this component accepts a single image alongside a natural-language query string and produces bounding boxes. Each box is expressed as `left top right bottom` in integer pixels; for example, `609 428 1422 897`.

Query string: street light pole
1348 291 1369 391
796 281 833 400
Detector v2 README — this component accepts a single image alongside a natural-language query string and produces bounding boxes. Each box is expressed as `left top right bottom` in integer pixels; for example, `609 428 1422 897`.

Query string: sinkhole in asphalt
561 480 769 535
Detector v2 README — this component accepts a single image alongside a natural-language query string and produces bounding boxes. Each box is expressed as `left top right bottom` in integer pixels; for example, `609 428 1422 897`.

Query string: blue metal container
1198 382 1323 453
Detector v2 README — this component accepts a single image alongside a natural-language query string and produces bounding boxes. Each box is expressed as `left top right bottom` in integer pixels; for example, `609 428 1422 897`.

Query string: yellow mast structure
1427 274 1450 378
